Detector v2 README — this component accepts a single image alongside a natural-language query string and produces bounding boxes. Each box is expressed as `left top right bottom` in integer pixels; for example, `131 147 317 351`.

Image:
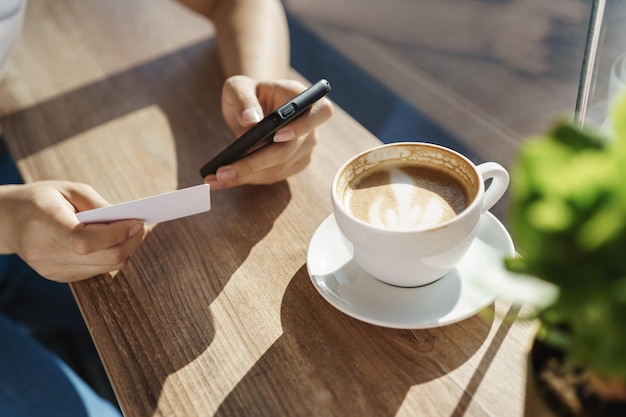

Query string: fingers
58 181 110 212
42 181 145 254
222 76 333 136
40 232 147 282
273 96 333 142
71 219 145 255
38 218 147 282
209 131 318 188
37 229 147 282
7 181 149 282
48 217 147 282
73 225 147 268
222 75 264 134
210 76 334 189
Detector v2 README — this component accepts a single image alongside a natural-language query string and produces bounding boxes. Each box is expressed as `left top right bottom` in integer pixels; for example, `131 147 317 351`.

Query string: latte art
344 164 470 230
331 142 508 287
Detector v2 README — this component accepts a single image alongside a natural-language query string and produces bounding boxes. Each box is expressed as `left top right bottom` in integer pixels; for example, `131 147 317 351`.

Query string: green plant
505 93 626 395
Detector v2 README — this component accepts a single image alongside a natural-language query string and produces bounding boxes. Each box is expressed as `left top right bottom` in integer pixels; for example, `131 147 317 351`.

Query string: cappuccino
343 163 470 230
331 142 509 286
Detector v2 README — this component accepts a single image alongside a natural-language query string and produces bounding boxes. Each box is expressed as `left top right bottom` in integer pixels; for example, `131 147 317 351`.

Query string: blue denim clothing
0 139 121 417
0 315 121 417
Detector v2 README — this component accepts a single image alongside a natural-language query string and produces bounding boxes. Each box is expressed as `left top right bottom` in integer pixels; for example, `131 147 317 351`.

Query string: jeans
0 138 122 417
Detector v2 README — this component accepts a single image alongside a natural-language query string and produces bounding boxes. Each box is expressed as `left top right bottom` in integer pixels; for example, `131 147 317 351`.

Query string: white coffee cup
331 142 509 287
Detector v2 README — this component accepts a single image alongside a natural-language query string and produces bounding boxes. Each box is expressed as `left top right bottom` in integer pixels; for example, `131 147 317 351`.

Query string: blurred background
284 0 626 171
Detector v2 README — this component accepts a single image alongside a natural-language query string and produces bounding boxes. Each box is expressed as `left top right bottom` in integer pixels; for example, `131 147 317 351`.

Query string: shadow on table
0 38 293 415
0 32 514 415
84 180 291 416
215 265 493 417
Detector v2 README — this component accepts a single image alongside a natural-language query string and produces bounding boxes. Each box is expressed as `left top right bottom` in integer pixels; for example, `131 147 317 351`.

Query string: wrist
0 185 22 254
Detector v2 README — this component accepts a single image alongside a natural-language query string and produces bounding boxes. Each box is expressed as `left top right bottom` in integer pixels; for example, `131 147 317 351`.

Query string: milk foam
345 165 468 231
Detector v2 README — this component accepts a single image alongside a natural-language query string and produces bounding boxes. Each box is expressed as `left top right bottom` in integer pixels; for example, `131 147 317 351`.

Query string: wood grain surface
0 0 534 416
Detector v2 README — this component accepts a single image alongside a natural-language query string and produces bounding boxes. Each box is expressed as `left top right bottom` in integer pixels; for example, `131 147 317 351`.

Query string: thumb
239 106 264 126
58 181 110 212
222 76 264 130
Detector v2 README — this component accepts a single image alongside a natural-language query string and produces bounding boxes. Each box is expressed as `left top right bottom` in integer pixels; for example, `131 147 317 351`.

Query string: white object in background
0 0 26 79
76 184 211 225
608 53 626 110
598 53 626 135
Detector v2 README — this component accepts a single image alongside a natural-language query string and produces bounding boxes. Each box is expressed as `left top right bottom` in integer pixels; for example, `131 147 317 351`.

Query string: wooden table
0 0 534 415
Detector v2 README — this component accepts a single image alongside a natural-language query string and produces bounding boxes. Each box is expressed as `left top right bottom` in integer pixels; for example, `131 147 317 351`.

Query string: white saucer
306 213 515 329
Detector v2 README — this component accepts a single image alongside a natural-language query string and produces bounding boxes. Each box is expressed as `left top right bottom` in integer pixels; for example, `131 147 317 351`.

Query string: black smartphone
199 79 331 178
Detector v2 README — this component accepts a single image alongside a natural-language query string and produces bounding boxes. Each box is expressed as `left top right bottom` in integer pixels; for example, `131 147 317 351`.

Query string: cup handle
477 162 509 213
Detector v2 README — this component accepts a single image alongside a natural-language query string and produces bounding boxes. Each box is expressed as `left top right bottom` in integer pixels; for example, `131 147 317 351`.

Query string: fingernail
274 128 294 142
241 107 263 125
204 175 223 190
216 167 236 182
128 222 144 237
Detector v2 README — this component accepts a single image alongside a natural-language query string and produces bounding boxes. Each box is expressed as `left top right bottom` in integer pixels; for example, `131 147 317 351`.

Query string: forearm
0 185 20 253
180 0 290 80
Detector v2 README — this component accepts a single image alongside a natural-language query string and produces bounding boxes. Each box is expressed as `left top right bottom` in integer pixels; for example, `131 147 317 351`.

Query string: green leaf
526 199 573 232
551 121 605 151
611 92 626 145
507 90 626 385
577 202 625 251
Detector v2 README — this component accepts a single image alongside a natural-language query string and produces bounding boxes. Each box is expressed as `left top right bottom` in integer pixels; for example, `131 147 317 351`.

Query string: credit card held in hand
76 184 211 225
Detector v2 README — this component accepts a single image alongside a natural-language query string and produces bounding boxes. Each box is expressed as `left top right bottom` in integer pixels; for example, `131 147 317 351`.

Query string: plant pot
524 332 626 417
524 335 559 417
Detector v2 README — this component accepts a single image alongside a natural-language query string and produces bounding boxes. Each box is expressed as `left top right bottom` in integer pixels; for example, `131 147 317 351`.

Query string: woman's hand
204 75 333 189
0 181 147 282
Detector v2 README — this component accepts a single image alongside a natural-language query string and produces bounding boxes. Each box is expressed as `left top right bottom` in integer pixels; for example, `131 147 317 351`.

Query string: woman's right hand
0 181 147 282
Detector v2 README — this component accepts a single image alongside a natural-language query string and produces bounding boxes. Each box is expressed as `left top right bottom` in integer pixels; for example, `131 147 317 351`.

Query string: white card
76 184 211 225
